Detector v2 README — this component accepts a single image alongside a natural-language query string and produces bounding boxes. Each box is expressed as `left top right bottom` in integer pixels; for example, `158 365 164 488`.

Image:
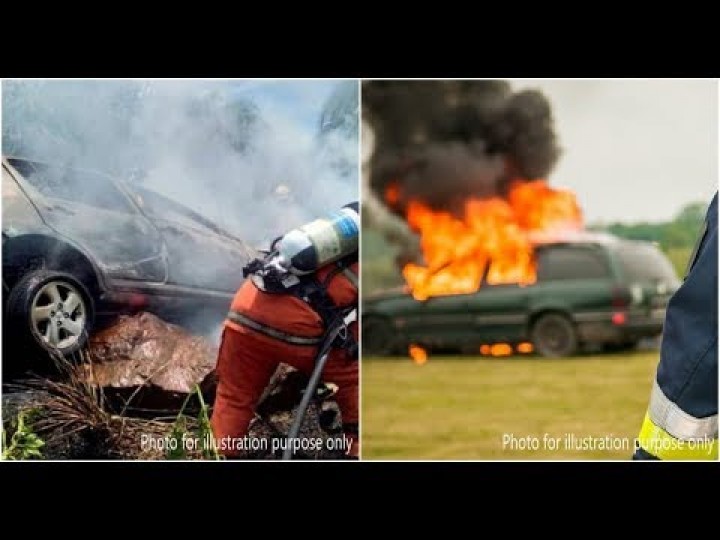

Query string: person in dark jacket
634 193 718 460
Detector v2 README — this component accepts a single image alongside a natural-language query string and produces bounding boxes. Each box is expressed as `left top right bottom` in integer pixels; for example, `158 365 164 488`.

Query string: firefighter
211 203 359 459
634 193 718 460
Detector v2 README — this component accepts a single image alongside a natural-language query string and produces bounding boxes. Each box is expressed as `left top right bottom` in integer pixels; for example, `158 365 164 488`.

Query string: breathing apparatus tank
275 201 359 275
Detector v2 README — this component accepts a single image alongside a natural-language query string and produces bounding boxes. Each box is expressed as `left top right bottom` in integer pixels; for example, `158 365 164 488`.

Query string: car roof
530 230 621 247
3 155 118 183
5 156 233 232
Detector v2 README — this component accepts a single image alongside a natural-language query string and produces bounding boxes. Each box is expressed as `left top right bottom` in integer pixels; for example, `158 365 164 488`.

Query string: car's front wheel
6 270 94 359
530 312 578 358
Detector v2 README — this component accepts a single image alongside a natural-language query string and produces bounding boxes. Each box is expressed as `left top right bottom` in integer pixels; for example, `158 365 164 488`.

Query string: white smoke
2 80 359 246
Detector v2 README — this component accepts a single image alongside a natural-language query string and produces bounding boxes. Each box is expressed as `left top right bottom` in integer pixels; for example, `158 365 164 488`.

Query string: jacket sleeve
634 193 718 460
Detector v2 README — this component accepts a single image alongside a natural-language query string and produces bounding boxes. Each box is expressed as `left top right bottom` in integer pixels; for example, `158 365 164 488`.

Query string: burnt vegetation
2 314 346 460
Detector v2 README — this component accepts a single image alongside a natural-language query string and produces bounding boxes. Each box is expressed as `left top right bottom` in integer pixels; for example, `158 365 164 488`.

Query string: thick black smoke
363 80 560 216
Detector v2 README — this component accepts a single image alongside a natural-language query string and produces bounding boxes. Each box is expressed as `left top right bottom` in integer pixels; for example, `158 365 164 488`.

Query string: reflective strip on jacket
636 193 718 460
225 261 359 345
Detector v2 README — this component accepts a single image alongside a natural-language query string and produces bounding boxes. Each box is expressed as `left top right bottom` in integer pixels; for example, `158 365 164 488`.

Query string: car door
6 159 167 282
129 186 256 293
401 293 479 347
458 245 616 345
401 271 532 347
464 283 532 344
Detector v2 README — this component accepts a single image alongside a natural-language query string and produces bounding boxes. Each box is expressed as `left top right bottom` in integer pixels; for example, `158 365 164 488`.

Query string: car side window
131 186 224 234
7 159 134 214
536 246 610 281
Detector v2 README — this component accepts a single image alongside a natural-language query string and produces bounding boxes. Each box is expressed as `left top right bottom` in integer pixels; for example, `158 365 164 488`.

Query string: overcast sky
512 80 718 223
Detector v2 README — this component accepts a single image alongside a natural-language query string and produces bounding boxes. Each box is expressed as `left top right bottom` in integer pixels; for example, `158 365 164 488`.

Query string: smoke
3 80 358 246
361 122 419 268
362 80 560 216
3 80 357 340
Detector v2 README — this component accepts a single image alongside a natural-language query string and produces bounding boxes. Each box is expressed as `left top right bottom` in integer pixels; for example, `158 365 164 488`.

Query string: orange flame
395 180 583 300
385 182 401 207
479 342 534 357
408 344 428 365
490 343 513 356
517 342 534 354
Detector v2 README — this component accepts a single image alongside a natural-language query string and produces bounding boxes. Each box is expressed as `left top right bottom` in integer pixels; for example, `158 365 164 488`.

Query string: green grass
665 246 692 278
362 351 659 460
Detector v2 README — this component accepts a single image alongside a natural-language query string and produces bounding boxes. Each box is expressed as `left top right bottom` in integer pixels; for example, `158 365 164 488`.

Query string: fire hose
282 307 356 460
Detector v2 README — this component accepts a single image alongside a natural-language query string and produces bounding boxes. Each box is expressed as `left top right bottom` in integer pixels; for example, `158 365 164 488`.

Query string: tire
6 270 95 359
362 316 398 356
530 312 578 358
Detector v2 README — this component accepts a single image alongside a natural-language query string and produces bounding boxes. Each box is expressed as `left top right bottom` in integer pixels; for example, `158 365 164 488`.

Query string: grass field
362 351 659 460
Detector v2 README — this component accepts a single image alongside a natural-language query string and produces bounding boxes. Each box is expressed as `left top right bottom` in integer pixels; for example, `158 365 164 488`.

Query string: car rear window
613 242 678 282
536 245 611 281
7 158 134 214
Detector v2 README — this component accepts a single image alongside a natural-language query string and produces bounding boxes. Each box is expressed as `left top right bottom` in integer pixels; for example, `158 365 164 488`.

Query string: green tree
593 200 707 276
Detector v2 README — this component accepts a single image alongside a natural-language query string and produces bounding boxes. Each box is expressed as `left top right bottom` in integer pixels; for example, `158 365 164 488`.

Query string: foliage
591 202 707 252
166 384 220 461
17 353 216 460
195 386 219 460
166 415 189 460
664 247 693 279
590 201 707 277
2 409 45 460
362 229 404 295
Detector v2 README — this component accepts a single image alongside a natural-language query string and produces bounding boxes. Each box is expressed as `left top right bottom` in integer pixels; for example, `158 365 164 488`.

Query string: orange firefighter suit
210 261 359 458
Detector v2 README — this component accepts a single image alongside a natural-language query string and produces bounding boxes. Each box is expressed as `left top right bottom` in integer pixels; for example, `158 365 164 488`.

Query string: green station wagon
362 234 680 357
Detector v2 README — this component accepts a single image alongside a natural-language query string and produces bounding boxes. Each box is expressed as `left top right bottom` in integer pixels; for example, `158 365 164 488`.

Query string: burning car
362 81 682 359
2 156 257 358
363 233 680 357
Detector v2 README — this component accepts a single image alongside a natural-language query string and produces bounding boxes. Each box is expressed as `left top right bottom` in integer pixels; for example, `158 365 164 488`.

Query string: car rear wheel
6 270 95 359
362 316 398 356
531 313 578 358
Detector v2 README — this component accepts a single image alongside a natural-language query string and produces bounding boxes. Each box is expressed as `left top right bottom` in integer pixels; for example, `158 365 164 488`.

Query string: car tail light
611 285 631 308
128 293 148 308
611 286 629 325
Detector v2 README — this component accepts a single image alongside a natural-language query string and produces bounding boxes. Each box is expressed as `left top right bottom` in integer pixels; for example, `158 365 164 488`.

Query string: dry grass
362 351 659 460
8 351 204 460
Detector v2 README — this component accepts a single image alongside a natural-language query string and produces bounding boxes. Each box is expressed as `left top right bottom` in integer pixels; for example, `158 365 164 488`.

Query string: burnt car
363 234 681 357
2 156 257 357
